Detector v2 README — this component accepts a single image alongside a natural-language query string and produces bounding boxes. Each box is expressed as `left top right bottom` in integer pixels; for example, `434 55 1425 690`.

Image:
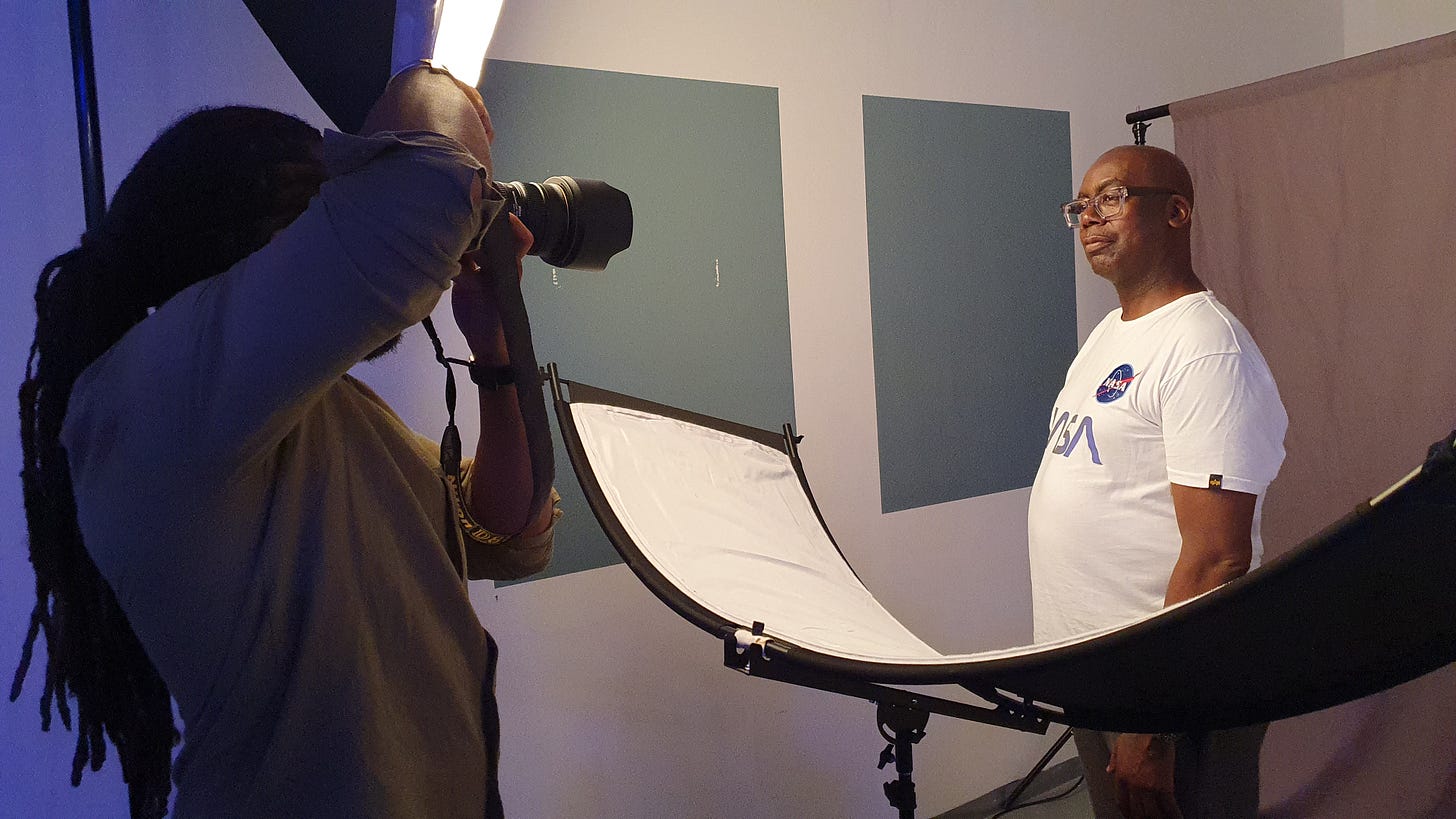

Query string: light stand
724 629 1049 818
66 0 105 230
999 726 1074 811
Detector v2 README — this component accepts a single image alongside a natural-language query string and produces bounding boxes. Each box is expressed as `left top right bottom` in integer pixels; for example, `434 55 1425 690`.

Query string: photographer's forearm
359 66 493 171
470 386 554 537
465 322 552 538
461 213 552 539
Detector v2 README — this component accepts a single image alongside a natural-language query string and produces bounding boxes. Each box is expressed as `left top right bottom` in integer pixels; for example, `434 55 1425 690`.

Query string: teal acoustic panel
482 61 793 581
863 95 1076 513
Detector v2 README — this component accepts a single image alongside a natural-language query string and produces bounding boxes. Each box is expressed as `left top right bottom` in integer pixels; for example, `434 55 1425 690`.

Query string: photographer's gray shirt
62 130 550 818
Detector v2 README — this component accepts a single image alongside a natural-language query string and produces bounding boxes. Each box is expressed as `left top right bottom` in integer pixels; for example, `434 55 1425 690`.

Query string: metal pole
67 0 106 231
1001 726 1074 809
1125 104 1171 126
1126 103 1171 146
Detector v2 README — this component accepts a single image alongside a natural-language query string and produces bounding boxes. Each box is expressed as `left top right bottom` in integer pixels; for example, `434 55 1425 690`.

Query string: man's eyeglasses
1060 185 1180 228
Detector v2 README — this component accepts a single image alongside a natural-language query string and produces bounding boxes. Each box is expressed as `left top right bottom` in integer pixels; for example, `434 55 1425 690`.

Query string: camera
493 177 632 272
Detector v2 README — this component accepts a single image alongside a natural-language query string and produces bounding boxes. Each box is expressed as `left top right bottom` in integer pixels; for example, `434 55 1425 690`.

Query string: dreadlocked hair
15 106 326 818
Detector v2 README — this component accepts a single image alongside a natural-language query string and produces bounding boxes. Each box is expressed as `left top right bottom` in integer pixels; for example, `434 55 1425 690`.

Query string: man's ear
1167 194 1192 229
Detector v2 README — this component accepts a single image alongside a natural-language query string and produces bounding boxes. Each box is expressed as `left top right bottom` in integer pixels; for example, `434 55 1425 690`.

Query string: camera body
492 177 632 272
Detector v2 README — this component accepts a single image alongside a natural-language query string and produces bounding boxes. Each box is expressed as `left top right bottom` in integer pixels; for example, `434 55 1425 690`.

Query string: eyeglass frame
1060 185 1182 229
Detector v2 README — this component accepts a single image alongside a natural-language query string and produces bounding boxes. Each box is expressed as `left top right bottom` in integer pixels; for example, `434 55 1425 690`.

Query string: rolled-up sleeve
319 130 504 296
66 130 507 490
462 480 561 581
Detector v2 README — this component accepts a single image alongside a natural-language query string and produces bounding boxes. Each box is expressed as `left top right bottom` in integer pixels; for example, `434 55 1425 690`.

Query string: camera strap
420 267 555 551
485 253 555 520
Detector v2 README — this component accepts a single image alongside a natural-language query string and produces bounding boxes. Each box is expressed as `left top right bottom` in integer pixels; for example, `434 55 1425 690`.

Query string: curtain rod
1124 103 1170 146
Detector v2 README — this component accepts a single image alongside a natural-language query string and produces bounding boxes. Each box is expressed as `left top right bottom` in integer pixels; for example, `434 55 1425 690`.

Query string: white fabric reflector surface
564 381 1456 731
572 402 1134 665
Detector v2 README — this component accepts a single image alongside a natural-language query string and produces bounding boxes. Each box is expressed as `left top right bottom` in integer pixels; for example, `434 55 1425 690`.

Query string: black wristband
468 361 514 390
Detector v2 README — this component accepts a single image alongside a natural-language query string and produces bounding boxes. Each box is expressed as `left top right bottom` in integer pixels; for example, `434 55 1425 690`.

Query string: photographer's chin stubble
365 333 404 361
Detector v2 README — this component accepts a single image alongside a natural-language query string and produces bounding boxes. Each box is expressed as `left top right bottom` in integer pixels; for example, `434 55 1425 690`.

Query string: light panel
432 0 503 87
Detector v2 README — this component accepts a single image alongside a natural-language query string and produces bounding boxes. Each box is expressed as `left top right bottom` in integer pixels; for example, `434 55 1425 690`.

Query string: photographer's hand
360 62 495 176
452 213 530 359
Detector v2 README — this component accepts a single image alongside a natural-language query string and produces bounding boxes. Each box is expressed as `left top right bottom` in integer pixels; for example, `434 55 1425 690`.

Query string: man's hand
450 212 533 360
1108 733 1182 819
360 63 495 175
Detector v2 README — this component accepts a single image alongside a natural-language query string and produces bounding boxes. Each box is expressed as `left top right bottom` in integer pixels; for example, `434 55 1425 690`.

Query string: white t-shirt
1027 291 1287 643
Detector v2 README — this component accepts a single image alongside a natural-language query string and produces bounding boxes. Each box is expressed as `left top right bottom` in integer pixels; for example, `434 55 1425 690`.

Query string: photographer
16 64 556 818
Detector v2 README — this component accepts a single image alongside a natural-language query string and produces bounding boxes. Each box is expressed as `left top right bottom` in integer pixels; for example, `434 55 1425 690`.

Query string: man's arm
366 65 555 559
1108 484 1257 819
1164 484 1257 604
455 212 557 542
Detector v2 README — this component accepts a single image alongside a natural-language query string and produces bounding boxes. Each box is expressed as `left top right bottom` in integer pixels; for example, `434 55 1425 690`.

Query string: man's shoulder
329 375 440 459
1161 293 1252 357
339 373 387 406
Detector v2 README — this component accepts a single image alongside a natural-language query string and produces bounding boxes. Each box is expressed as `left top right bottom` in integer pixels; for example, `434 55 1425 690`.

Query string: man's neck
1114 264 1204 321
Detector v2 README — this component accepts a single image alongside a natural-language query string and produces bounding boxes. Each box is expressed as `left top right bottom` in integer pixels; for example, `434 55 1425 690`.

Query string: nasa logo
1096 363 1136 404
1048 409 1102 465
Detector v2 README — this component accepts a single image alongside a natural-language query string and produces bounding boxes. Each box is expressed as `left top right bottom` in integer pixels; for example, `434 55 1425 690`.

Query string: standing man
1027 145 1287 819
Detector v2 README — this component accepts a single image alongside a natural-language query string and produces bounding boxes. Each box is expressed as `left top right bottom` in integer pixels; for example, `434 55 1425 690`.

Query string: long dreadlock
15 106 327 818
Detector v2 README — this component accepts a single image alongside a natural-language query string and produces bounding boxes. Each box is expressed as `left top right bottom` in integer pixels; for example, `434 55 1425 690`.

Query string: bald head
1090 145 1195 209
1075 145 1202 301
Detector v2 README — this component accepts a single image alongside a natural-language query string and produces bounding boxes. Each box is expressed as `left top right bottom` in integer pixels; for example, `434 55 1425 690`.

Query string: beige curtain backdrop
1172 31 1456 818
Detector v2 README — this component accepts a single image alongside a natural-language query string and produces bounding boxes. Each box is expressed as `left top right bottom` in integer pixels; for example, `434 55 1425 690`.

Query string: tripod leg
1002 726 1074 809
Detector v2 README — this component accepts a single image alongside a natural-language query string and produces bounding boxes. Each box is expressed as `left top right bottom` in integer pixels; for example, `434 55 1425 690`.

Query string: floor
933 756 1096 819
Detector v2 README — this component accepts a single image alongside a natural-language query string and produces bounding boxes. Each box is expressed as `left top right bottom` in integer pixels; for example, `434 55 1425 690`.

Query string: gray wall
864 96 1075 512
484 60 794 579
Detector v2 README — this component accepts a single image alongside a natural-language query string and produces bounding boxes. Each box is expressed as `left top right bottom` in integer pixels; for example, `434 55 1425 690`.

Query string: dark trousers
1072 724 1267 819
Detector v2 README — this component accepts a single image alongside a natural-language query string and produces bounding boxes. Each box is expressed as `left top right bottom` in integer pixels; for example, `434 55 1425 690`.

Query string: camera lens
492 177 632 272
